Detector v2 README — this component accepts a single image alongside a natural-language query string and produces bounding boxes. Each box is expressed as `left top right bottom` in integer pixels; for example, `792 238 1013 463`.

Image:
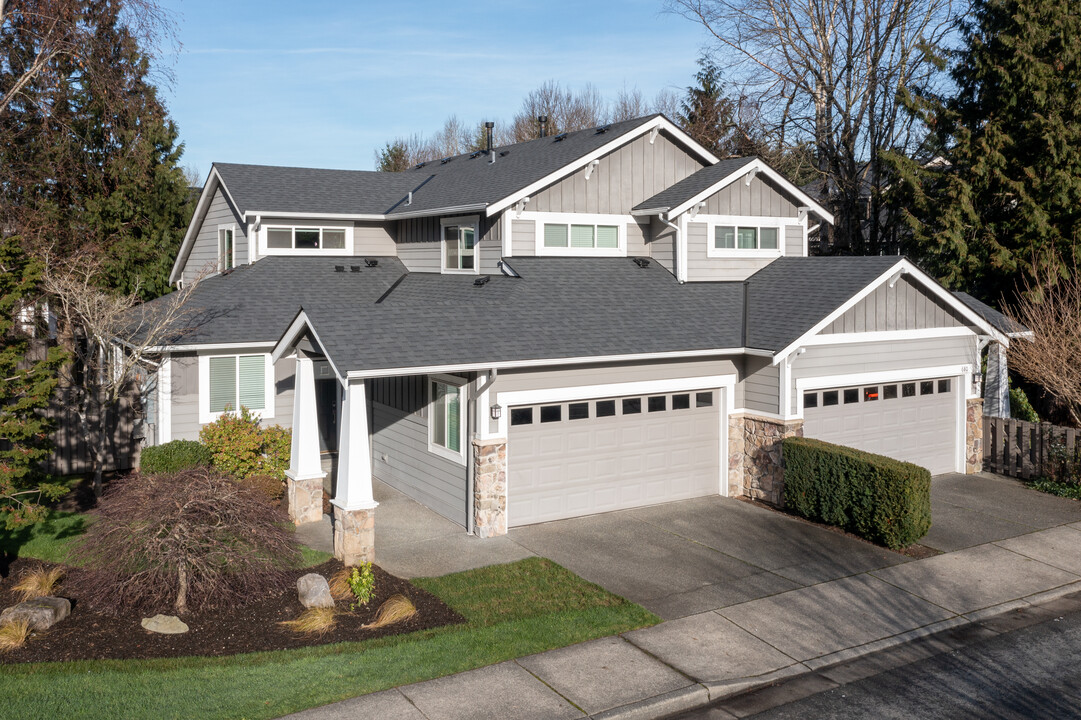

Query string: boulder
297 573 335 608
1 596 71 631
141 614 189 634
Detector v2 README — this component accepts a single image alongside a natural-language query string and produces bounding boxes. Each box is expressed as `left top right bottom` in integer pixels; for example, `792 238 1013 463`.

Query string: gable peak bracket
584 159 600 181
744 167 760 186
797 206 810 223
649 127 660 145
514 197 530 218
887 268 908 288
689 201 706 220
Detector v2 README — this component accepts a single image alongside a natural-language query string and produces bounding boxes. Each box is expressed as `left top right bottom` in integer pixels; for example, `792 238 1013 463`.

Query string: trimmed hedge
783 437 931 549
139 439 213 474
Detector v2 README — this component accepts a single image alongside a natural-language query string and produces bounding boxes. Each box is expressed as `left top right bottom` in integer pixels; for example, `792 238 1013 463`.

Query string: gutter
388 203 489 221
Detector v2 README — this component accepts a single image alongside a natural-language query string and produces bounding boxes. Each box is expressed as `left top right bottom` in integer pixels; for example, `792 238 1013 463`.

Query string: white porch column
285 356 326 524
332 379 377 565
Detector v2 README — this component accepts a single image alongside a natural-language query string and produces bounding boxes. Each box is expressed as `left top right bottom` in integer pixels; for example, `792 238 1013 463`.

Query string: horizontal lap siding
784 225 803 256
530 132 705 215
685 221 777 282
627 219 649 256
511 219 535 255
737 356 780 414
649 216 676 274
496 357 740 397
183 187 247 283
353 222 396 255
395 214 501 274
823 276 967 333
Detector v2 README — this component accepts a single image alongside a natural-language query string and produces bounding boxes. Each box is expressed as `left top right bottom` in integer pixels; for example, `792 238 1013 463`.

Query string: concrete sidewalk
288 522 1081 720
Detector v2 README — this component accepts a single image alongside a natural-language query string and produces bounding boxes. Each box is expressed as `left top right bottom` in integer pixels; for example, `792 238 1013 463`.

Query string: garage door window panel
596 400 616 417
540 405 561 423
844 388 859 404
696 392 713 408
510 408 533 426
920 381 935 395
883 384 898 400
648 396 666 412
673 393 691 410
622 398 641 414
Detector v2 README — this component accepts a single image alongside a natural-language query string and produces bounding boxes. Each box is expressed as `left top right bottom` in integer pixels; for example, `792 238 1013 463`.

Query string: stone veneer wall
333 505 375 565
473 440 507 538
728 414 804 506
966 397 984 474
287 475 324 525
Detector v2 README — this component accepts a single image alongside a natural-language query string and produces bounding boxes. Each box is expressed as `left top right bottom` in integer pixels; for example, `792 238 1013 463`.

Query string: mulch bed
0 558 465 664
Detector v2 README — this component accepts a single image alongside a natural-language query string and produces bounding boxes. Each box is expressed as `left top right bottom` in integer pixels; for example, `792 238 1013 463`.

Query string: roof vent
469 151 483 159
334 265 345 273
350 265 361 273
499 150 509 157
553 132 568 142
413 161 426 169
596 125 610 134
633 257 650 269
364 258 379 268
440 157 452 165
473 275 490 287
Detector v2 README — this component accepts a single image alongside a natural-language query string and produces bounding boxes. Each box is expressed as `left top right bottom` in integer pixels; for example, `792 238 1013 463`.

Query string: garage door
507 389 723 526
802 377 958 475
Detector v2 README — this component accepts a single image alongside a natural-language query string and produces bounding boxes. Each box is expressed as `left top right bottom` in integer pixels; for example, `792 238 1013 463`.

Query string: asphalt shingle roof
953 291 1029 336
632 157 758 212
213 164 419 216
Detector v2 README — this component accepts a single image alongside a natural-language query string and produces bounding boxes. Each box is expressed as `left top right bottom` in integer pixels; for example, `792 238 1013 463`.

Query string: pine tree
0 237 68 528
892 0 1081 300
376 141 409 172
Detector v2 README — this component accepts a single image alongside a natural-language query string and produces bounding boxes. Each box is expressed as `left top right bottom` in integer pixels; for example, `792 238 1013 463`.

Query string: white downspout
660 212 684 283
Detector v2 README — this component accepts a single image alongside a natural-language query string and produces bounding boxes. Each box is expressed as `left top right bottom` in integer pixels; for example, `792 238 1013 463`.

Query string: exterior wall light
490 404 502 420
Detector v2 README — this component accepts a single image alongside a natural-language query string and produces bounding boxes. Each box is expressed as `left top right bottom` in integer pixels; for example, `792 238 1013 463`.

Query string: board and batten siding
182 186 247 284
368 375 467 526
509 218 649 257
353 221 396 256
648 216 676 274
394 213 502 274
735 356 781 415
167 352 296 441
528 131 705 215
822 276 968 334
697 173 801 217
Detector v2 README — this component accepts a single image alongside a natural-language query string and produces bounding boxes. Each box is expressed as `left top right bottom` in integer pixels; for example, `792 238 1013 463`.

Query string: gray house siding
736 357 781 415
784 225 803 256
395 214 501 274
369 375 467 526
529 131 705 215
496 357 740 398
699 173 801 217
509 218 649 257
648 216 676 275
182 187 247 284
685 221 778 282
353 222 396 256
823 276 968 334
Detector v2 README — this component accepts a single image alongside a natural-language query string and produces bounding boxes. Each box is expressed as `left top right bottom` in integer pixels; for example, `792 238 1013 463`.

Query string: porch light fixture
490 404 502 420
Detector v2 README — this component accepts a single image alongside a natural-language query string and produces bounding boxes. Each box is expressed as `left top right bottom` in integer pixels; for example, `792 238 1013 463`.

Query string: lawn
0 551 657 719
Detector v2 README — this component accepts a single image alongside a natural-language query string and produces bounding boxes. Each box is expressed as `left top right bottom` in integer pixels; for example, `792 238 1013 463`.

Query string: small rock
297 573 335 608
141 614 189 634
1 596 71 631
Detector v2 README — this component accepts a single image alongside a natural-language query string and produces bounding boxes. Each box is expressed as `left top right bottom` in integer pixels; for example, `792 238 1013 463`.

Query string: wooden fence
984 416 1079 480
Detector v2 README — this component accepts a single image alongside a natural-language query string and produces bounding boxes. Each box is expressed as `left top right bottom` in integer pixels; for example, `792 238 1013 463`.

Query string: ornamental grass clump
280 607 336 635
362 594 416 629
72 469 302 616
0 619 31 652
12 565 64 602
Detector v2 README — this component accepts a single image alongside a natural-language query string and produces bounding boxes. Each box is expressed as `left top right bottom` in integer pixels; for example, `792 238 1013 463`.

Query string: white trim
271 311 346 383
501 210 512 257
390 203 489 221
333 379 378 511
245 210 386 222
170 168 225 284
197 352 276 425
771 259 1007 364
345 347 756 379
526 211 628 257
793 363 971 418
668 159 834 224
957 371 969 471
258 222 355 257
146 341 275 353
487 117 720 217
699 214 793 259
439 215 481 274
802 327 974 346
428 374 468 464
158 354 172 444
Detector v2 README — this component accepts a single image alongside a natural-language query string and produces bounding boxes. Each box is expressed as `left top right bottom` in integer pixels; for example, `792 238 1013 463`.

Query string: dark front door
316 378 339 453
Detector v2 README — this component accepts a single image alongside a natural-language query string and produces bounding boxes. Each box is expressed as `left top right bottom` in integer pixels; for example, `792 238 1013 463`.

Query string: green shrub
348 562 375 610
783 437 932 549
1009 381 1039 423
241 474 285 501
139 440 212 474
199 408 292 482
259 425 291 478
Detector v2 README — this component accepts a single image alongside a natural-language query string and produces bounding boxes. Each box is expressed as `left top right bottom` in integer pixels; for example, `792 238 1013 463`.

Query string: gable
695 173 800 218
820 275 970 334
177 182 246 284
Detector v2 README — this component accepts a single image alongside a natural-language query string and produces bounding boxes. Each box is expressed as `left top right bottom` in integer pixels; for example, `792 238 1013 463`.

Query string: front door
315 377 339 453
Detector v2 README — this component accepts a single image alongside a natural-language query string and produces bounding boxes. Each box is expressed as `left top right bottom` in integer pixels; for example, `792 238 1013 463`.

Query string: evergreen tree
679 57 739 157
0 237 68 528
375 140 409 172
891 0 1081 299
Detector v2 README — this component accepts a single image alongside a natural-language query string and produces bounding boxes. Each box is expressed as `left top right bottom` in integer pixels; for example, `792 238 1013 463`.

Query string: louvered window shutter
209 357 237 413
238 355 266 411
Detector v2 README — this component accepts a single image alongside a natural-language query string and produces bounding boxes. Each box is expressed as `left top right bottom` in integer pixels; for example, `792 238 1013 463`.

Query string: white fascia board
243 210 387 222
794 364 972 392
345 347 753 379
389 203 489 221
271 310 346 383
486 117 720 217
668 159 835 225
143 340 276 353
801 327 975 346
495 374 737 408
631 207 669 216
771 258 1006 365
169 169 223 285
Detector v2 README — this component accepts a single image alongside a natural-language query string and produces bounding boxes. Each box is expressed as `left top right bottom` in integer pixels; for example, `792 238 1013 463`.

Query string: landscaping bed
0 558 464 663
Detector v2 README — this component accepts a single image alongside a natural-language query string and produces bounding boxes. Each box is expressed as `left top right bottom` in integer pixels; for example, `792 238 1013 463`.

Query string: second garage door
802 377 959 475
507 389 723 526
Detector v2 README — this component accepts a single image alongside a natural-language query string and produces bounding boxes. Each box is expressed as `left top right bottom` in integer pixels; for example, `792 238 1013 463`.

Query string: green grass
1027 478 1081 500
0 511 90 564
0 557 658 719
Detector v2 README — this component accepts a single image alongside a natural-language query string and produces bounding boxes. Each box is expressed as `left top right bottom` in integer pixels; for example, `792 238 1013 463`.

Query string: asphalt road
678 608 1081 720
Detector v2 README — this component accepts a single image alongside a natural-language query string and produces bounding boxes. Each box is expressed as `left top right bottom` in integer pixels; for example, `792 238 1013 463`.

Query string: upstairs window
441 217 478 273
543 222 619 250
528 212 626 256
218 226 234 271
713 225 778 251
265 226 348 252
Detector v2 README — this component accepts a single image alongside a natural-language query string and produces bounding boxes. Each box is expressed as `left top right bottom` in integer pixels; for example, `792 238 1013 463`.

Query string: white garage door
802 377 959 475
508 389 723 526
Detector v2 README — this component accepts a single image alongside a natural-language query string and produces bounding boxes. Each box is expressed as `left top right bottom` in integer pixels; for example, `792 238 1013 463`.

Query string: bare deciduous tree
42 251 201 494
666 0 954 253
1006 258 1081 427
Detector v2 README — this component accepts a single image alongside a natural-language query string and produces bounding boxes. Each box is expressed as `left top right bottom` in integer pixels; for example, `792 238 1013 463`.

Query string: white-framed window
527 212 627 257
198 353 275 424
703 216 790 257
218 225 234 271
428 375 466 463
440 216 478 273
260 224 353 256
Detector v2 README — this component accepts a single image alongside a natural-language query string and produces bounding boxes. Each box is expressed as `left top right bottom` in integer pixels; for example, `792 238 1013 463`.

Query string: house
147 114 1012 565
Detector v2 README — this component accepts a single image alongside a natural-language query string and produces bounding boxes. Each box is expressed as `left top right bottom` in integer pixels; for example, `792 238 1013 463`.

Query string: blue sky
158 1 710 181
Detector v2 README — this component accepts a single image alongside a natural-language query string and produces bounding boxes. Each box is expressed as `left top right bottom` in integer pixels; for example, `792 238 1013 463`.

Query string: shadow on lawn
0 512 90 578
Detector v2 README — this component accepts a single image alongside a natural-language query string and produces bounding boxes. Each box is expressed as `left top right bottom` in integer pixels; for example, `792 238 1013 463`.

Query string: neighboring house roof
953 292 1031 337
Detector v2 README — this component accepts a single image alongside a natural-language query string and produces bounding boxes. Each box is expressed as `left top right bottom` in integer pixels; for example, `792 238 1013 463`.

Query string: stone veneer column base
729 414 804 507
966 397 984 474
333 505 375 566
286 474 325 525
473 439 507 538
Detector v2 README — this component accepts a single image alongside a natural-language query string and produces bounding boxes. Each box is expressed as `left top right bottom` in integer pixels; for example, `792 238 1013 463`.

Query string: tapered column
332 380 377 565
285 356 325 524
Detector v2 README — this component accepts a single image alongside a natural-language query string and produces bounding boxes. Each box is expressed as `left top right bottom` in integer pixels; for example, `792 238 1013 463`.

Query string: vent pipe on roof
538 115 548 138
485 122 495 164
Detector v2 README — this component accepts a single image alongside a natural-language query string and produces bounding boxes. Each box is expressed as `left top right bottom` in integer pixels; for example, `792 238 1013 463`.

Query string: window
530 213 625 255
864 387 879 402
568 402 589 420
622 398 642 414
710 220 781 254
804 392 818 409
540 405 561 423
218 226 234 271
596 400 616 417
673 393 690 410
938 379 951 393
696 392 713 408
510 408 533 426
883 384 898 400
264 226 348 252
200 353 272 423
430 378 464 460
902 383 916 397
442 220 477 272
648 396 666 412
844 388 859 404
823 390 839 406
920 381 935 396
